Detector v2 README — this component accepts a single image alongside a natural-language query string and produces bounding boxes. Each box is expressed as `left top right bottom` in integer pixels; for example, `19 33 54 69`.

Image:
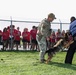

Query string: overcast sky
0 0 76 22
0 0 76 31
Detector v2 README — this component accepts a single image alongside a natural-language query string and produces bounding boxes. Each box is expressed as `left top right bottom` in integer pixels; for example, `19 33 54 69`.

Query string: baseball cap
48 13 56 19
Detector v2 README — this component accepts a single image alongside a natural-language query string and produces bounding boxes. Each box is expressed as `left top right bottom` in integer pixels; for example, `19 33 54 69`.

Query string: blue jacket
69 20 76 36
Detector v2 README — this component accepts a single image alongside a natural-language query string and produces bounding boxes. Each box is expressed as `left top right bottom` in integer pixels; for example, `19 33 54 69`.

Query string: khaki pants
36 35 47 61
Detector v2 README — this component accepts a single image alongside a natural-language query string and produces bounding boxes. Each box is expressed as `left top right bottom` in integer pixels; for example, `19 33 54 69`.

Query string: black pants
65 41 76 64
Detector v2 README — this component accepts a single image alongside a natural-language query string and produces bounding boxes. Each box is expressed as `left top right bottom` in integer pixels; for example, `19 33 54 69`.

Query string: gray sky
0 0 76 31
0 0 76 21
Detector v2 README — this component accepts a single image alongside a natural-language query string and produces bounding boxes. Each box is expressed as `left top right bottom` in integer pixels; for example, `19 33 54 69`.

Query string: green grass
0 51 76 75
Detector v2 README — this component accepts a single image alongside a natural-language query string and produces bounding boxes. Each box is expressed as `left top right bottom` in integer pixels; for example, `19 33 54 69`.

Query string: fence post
59 19 62 32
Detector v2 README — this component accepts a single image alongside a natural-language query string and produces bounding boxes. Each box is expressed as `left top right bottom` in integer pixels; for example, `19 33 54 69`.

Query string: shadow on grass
48 61 76 71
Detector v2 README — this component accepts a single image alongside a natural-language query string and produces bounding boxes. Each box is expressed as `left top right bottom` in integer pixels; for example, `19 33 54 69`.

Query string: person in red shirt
26 28 30 49
2 27 9 50
9 25 16 50
56 29 62 42
22 28 30 50
61 30 65 38
46 31 56 49
16 27 21 48
0 30 3 45
30 26 37 50
14 27 21 50
50 31 56 47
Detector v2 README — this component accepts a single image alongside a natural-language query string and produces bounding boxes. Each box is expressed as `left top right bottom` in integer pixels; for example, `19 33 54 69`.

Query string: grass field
0 50 76 75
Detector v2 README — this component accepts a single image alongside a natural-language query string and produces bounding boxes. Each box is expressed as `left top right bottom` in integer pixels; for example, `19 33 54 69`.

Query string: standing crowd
0 24 72 51
0 25 37 51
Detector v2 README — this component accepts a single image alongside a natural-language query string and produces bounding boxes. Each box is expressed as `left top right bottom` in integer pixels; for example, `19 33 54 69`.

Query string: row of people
0 25 72 51
0 25 37 50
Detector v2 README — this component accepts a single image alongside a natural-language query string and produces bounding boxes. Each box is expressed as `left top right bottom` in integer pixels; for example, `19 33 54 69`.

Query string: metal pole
59 19 62 32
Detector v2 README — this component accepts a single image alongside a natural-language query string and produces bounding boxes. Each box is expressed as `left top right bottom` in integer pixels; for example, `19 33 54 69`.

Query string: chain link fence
0 19 70 32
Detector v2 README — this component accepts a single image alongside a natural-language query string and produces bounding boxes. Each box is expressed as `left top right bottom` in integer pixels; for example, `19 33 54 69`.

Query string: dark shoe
65 62 72 64
43 59 46 61
40 59 46 63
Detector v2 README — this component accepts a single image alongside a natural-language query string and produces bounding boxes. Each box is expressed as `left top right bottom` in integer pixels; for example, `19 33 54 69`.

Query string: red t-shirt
9 29 16 38
30 29 37 40
2 31 9 40
22 31 30 41
26 32 30 41
14 30 21 41
51 34 56 43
